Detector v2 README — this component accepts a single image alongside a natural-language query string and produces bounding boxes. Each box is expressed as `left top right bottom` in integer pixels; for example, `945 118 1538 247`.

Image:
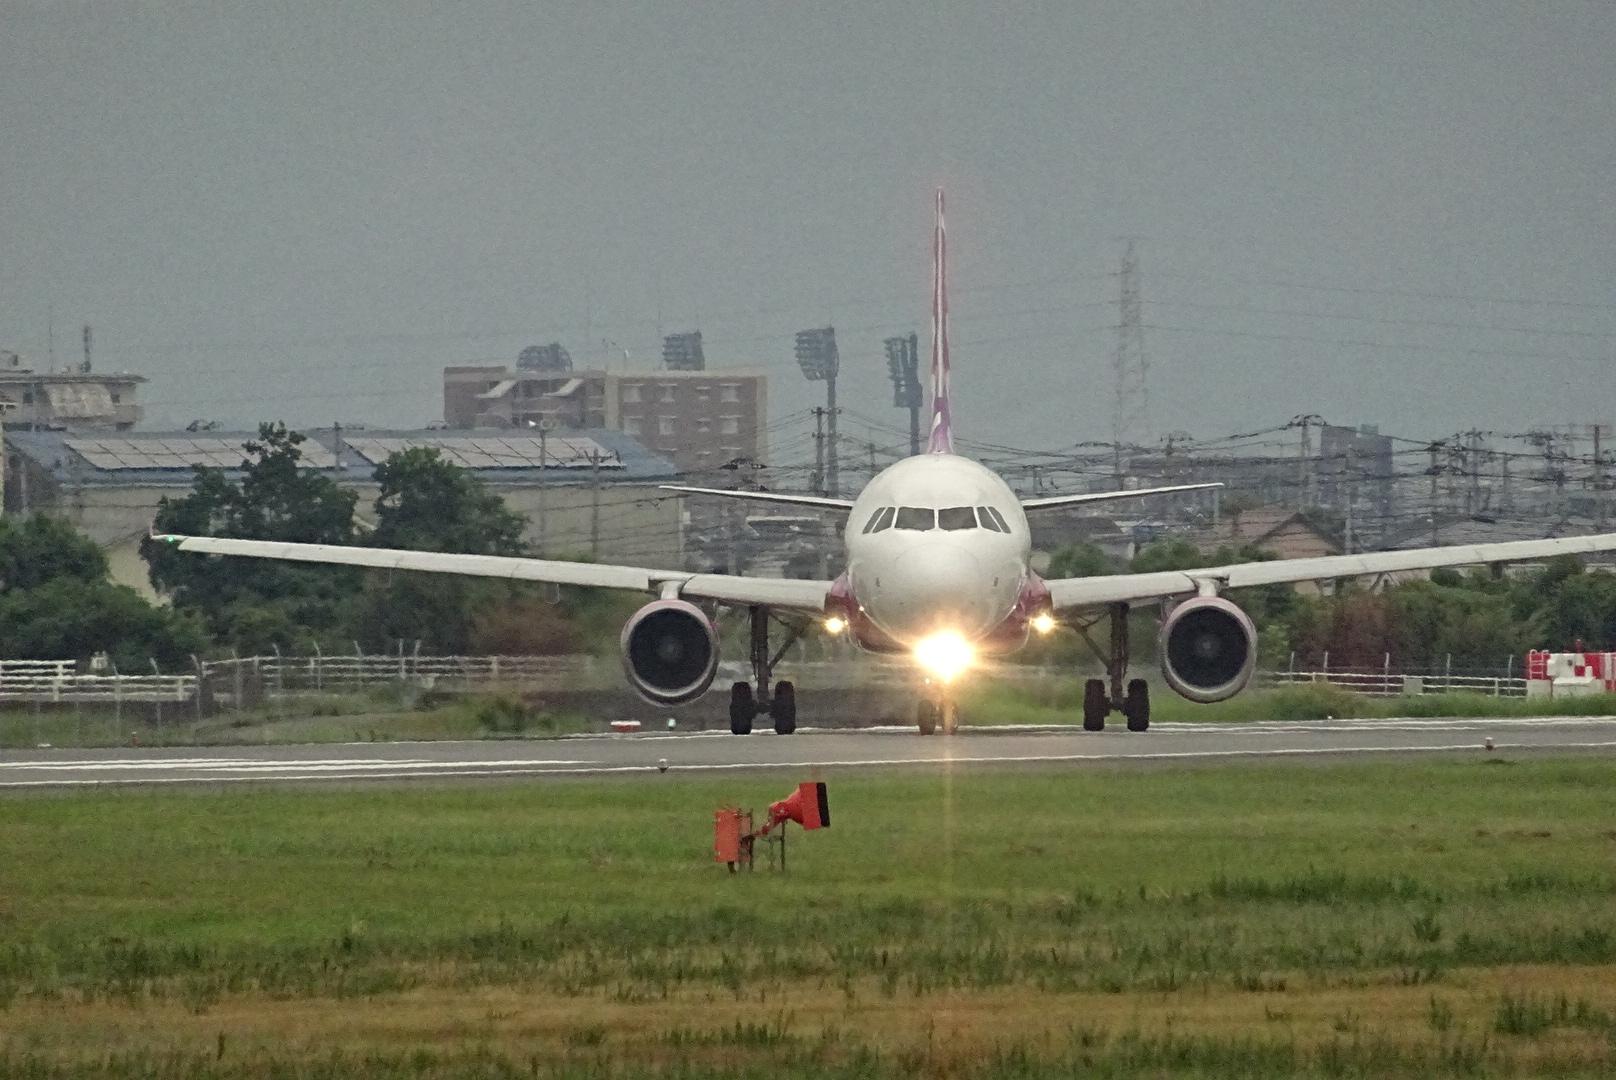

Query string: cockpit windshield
893 506 936 530
866 505 1012 533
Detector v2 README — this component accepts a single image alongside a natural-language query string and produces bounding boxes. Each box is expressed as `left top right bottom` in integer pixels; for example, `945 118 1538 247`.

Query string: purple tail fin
926 187 954 454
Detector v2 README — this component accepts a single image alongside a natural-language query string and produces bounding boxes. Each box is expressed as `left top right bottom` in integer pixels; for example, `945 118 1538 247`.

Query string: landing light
913 630 975 684
823 615 848 636
1031 612 1057 635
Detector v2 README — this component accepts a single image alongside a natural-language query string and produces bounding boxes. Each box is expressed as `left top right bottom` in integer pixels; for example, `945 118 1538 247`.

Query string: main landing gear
1072 602 1150 732
729 606 805 736
915 694 959 736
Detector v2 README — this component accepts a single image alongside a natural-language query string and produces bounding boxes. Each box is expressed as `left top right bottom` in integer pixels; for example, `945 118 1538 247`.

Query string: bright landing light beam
913 630 975 684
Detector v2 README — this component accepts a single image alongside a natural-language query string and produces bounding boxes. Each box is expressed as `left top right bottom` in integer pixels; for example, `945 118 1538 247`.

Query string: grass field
4 758 1616 1076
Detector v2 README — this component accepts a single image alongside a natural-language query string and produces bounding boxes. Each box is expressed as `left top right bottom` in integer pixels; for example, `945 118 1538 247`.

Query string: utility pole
1428 441 1443 546
81 325 92 374
536 425 549 557
1463 429 1485 516
588 450 601 559
1596 423 1608 529
1111 240 1149 483
826 373 840 498
1295 414 1320 510
1344 446 1357 555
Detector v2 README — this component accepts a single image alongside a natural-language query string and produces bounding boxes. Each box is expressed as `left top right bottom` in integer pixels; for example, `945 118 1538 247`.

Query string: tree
144 423 361 650
1046 542 1115 578
370 447 527 555
352 448 531 653
0 515 205 668
0 514 109 590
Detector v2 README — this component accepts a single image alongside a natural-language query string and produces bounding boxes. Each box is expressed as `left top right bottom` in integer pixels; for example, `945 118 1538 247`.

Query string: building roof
1192 505 1344 555
5 427 679 488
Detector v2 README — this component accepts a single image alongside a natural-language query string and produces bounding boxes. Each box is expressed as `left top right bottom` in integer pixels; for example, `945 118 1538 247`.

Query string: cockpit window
893 506 935 531
976 506 1004 532
982 506 1012 533
862 506 895 533
937 506 977 531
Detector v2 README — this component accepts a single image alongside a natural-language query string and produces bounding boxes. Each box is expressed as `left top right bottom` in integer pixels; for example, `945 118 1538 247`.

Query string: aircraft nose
870 543 994 641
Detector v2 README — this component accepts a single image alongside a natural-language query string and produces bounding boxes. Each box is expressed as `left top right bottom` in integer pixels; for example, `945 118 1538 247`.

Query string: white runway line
5 741 1616 788
0 757 594 775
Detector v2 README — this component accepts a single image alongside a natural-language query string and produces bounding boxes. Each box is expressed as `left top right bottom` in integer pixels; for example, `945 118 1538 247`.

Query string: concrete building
0 351 144 430
443 366 768 476
4 428 683 597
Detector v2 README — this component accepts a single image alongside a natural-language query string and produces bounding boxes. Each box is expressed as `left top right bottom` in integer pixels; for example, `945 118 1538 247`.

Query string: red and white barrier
1525 650 1616 697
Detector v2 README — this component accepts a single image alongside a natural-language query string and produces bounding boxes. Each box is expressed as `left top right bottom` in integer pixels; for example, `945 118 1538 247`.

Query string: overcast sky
4 2 1612 460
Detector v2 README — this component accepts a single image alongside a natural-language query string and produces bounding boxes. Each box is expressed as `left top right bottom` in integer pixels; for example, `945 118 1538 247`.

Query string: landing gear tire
770 680 797 735
1082 679 1108 732
1124 678 1150 732
916 698 940 736
729 682 755 736
941 699 961 736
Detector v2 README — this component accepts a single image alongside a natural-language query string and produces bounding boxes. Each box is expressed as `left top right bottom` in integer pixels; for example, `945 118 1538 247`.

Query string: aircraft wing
153 535 833 612
659 485 855 511
1020 482 1222 512
1046 531 1616 611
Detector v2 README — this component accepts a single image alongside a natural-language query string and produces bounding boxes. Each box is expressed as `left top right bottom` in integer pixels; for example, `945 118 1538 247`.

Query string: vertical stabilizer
926 188 954 454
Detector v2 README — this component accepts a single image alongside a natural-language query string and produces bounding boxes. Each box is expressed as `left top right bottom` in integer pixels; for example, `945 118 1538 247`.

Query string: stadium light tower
884 332 921 457
662 331 706 371
794 327 841 497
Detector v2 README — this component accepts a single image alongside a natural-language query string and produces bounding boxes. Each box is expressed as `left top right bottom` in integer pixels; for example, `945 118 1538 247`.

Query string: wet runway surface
3 715 1615 788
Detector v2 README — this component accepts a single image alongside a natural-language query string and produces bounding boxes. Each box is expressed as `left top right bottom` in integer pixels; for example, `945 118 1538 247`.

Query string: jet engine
1159 596 1257 703
620 599 719 706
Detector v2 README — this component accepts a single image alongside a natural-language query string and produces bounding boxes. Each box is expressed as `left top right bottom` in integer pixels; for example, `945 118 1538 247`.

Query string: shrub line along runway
3 715 1615 787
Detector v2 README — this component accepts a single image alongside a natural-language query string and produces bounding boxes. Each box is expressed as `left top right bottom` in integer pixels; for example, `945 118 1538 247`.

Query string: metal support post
1108 603 1130 707
749 605 771 705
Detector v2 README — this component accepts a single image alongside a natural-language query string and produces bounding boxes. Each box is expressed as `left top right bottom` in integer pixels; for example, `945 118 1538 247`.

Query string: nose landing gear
728 606 806 735
916 695 959 735
1074 602 1150 732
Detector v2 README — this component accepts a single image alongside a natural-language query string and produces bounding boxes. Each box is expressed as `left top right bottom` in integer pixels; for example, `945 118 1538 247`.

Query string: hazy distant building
4 427 683 597
443 365 767 477
0 351 143 431
1317 424 1395 545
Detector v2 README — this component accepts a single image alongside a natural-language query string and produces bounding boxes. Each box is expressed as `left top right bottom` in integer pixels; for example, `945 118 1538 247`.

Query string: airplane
156 190 1616 736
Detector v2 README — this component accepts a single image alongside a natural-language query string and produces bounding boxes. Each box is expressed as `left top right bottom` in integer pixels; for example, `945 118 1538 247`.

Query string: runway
3 715 1615 788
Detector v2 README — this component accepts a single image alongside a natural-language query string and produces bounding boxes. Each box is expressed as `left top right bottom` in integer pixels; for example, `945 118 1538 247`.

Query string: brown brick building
443 367 767 475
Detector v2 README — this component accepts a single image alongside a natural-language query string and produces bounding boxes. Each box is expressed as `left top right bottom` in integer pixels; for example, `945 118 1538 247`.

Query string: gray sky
4 2 1613 458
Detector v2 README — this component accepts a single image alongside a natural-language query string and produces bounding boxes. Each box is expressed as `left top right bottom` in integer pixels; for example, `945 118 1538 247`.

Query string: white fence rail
249 653 599 693
0 652 1539 714
1261 669 1528 698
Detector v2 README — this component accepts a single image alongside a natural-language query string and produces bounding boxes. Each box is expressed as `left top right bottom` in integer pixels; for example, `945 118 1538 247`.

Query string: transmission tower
1111 240 1150 480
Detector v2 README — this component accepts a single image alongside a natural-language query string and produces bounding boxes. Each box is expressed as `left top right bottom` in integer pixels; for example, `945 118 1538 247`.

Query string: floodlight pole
825 373 839 498
906 333 920 457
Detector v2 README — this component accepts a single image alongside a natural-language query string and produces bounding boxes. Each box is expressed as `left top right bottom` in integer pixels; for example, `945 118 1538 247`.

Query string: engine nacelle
620 599 719 706
1159 596 1257 703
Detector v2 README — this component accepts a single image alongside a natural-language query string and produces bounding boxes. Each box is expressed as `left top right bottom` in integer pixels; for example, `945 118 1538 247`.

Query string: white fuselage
843 454 1032 648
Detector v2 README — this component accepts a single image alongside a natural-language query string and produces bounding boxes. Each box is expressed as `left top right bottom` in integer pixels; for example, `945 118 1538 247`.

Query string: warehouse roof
5 427 680 488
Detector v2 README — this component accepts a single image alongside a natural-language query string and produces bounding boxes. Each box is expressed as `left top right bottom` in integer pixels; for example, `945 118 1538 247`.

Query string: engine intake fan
1159 596 1257 703
620 599 718 706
